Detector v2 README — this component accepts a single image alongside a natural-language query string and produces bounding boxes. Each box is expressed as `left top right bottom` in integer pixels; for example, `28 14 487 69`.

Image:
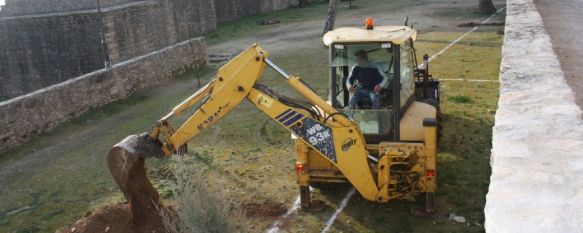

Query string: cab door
328 43 397 143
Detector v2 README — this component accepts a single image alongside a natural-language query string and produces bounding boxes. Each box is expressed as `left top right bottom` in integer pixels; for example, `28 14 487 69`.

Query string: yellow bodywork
400 101 437 141
147 43 438 210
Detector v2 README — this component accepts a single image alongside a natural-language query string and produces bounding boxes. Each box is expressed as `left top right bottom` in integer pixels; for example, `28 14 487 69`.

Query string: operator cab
324 23 419 143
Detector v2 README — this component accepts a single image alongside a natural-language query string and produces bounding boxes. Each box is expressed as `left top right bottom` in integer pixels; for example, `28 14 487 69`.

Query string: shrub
448 95 471 103
162 154 248 233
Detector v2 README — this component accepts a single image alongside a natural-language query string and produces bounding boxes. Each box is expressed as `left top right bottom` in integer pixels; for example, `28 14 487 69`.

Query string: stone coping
484 0 583 232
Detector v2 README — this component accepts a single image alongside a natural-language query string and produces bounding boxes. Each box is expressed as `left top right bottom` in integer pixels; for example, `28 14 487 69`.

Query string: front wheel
300 186 311 209
425 192 436 213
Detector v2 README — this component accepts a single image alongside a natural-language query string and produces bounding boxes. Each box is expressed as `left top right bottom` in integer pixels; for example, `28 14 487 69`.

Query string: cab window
400 40 415 108
330 43 394 108
330 43 395 138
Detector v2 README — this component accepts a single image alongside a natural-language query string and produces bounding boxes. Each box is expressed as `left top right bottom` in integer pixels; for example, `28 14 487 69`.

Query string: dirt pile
66 204 132 233
65 204 176 233
103 133 172 232
70 132 244 233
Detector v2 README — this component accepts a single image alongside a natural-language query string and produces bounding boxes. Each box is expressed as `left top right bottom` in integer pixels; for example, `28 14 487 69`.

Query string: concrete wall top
484 0 583 232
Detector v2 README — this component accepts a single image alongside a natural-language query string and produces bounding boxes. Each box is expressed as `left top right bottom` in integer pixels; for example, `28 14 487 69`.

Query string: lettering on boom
291 118 337 163
197 102 231 130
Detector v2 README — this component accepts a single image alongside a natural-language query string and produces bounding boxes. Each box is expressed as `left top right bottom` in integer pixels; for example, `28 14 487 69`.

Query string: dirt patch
457 21 505 27
242 202 287 218
64 204 175 233
65 204 132 233
257 19 281 25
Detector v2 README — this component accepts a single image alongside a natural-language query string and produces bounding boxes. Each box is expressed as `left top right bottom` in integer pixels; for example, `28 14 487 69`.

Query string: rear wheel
425 192 436 213
309 182 337 191
300 186 311 209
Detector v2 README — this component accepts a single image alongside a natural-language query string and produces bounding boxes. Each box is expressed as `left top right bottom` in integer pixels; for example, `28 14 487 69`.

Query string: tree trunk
323 0 340 34
478 0 496 14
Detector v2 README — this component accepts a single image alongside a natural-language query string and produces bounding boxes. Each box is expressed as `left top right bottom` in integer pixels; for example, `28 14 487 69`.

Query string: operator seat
357 96 373 109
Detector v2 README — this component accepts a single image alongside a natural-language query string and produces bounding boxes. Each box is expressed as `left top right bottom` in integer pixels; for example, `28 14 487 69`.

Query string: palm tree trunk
323 0 340 34
478 0 496 14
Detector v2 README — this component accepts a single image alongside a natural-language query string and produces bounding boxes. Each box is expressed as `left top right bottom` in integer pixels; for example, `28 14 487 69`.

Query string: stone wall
214 0 313 23
0 37 207 152
0 0 316 150
0 0 316 99
0 0 140 17
0 12 105 99
0 0 216 99
102 0 216 64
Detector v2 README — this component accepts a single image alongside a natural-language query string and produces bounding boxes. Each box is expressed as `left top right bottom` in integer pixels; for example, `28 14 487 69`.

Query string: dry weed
162 154 248 233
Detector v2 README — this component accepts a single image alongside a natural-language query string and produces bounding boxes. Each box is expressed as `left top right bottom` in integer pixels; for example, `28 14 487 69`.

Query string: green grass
0 0 505 232
0 69 214 232
168 26 503 232
449 95 472 103
415 30 503 80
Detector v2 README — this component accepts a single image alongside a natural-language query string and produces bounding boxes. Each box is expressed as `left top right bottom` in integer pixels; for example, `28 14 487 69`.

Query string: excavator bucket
106 132 169 232
107 132 163 197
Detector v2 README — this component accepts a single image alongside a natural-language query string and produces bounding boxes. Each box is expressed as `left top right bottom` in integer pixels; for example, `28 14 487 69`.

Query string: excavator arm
108 44 387 210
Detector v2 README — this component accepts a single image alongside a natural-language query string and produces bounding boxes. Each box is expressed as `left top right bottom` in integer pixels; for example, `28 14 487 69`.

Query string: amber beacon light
365 17 374 30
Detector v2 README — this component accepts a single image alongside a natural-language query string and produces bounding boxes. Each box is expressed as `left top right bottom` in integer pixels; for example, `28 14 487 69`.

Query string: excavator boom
106 44 390 227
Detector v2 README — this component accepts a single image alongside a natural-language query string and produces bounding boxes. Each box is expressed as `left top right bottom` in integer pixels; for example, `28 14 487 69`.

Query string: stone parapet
485 0 583 232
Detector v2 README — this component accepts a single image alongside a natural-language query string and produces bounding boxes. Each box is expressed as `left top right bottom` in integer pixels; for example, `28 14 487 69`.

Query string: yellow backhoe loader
107 19 440 226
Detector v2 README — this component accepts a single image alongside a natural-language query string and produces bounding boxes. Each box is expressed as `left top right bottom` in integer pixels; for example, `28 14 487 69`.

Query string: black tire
309 182 337 191
425 192 436 213
300 186 311 209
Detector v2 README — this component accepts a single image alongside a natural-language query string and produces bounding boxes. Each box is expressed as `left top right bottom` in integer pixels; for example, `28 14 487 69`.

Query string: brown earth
65 204 132 233
242 202 287 218
64 203 176 233
67 133 174 233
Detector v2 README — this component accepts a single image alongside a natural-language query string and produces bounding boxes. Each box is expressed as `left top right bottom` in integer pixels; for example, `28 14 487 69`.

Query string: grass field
0 0 505 232
168 29 503 232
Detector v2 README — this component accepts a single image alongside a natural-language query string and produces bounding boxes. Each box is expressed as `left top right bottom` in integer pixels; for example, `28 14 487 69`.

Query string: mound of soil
65 204 175 233
242 202 287 218
66 204 132 233
67 133 175 233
